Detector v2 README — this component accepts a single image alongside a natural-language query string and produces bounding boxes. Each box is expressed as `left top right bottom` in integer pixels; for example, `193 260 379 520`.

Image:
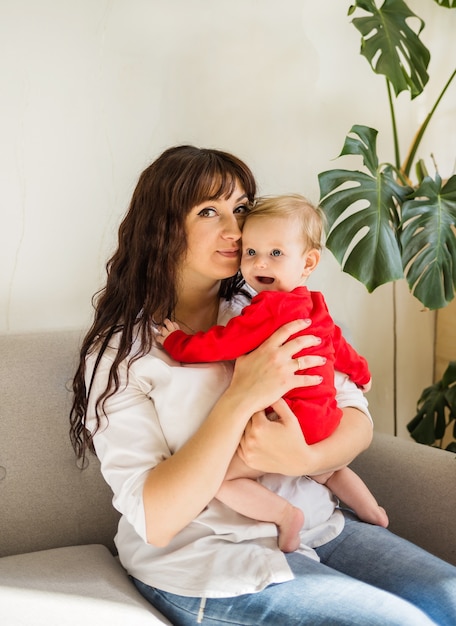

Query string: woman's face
182 183 249 284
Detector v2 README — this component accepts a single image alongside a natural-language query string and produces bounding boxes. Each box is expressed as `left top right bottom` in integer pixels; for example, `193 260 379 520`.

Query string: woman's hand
226 319 325 417
238 400 373 477
238 399 314 475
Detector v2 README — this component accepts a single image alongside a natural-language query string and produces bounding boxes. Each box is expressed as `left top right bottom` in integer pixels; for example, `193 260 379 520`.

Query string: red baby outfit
164 287 370 444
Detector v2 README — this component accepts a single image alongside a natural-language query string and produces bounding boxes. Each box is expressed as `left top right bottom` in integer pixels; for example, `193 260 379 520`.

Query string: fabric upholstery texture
0 331 119 558
351 431 456 565
0 544 171 625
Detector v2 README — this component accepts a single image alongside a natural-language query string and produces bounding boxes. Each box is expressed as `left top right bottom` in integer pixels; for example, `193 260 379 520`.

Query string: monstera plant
407 360 456 452
317 0 456 447
318 0 456 311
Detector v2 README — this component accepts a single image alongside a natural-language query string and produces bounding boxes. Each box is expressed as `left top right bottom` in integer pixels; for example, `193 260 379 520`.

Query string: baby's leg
314 467 389 527
218 454 304 552
223 453 264 481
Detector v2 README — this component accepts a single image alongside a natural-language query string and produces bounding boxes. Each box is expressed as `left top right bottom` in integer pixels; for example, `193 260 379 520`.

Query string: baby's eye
246 248 256 256
197 207 217 218
271 249 282 257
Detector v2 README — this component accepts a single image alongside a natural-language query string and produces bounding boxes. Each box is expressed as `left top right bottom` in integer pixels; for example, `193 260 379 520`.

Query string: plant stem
387 79 401 171
393 281 398 436
402 68 456 179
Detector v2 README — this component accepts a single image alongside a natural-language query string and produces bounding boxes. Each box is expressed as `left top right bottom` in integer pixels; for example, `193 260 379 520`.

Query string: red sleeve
332 324 371 385
163 293 287 362
308 292 370 386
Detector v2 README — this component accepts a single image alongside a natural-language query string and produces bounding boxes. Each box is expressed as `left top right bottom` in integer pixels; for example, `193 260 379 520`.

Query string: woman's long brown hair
69 145 256 460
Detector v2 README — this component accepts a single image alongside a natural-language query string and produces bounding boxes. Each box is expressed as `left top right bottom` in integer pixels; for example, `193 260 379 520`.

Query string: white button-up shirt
87 294 372 598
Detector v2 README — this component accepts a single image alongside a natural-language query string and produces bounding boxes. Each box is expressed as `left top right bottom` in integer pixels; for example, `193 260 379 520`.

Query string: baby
159 194 388 552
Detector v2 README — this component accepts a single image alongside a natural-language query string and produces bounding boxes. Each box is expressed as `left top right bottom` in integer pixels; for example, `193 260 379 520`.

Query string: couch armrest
350 432 456 566
0 544 172 626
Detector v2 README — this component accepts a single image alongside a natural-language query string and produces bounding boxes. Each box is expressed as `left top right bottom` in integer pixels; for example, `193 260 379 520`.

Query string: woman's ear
302 249 320 277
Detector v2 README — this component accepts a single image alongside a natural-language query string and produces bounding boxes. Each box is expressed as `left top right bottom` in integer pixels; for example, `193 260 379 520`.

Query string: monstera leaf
319 126 456 310
319 125 411 292
407 361 456 448
400 175 456 309
433 1 456 7
349 0 430 98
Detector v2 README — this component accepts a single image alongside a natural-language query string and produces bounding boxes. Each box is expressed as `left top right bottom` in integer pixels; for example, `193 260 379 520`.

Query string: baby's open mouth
256 276 274 284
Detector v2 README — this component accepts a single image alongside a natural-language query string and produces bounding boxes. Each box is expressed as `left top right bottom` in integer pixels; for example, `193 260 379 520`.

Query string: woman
70 145 456 625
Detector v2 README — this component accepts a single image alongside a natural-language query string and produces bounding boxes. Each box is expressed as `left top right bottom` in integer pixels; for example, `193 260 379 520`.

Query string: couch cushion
351 432 456 565
0 544 171 625
0 331 120 557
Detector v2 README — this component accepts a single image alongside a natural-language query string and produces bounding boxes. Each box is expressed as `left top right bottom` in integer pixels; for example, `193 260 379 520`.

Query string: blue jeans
132 512 456 625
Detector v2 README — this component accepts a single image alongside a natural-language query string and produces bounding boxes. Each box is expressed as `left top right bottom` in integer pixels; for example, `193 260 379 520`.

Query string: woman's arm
143 319 325 547
237 399 373 477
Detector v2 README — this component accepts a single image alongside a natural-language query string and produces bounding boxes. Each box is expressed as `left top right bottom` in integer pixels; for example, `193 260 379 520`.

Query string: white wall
1 0 455 438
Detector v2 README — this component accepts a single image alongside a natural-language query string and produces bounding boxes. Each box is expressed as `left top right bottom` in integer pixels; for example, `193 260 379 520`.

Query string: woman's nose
222 215 242 240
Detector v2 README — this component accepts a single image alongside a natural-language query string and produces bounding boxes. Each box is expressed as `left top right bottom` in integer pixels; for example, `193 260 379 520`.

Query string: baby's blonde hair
246 193 325 251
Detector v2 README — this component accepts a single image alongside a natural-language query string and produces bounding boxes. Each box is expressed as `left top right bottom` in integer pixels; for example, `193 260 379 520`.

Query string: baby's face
241 216 310 293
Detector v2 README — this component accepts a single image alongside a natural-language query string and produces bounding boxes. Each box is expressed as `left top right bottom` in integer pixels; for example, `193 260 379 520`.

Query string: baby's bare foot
277 504 304 553
359 505 389 528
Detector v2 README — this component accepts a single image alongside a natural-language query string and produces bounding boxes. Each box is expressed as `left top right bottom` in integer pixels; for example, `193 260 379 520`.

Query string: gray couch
1 331 455 625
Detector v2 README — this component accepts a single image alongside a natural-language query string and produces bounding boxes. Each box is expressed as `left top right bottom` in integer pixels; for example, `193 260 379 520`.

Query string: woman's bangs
206 171 238 200
186 151 256 208
189 172 236 208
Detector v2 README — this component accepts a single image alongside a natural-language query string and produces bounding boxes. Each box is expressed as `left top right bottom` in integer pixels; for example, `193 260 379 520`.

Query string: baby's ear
302 249 320 276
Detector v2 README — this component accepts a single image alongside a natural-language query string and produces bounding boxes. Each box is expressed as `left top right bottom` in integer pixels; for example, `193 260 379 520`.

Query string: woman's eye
234 204 250 215
271 249 282 257
198 207 217 218
246 248 256 256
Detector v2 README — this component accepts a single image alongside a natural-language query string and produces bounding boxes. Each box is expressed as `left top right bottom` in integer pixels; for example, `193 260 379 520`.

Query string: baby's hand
156 318 180 346
360 378 372 393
